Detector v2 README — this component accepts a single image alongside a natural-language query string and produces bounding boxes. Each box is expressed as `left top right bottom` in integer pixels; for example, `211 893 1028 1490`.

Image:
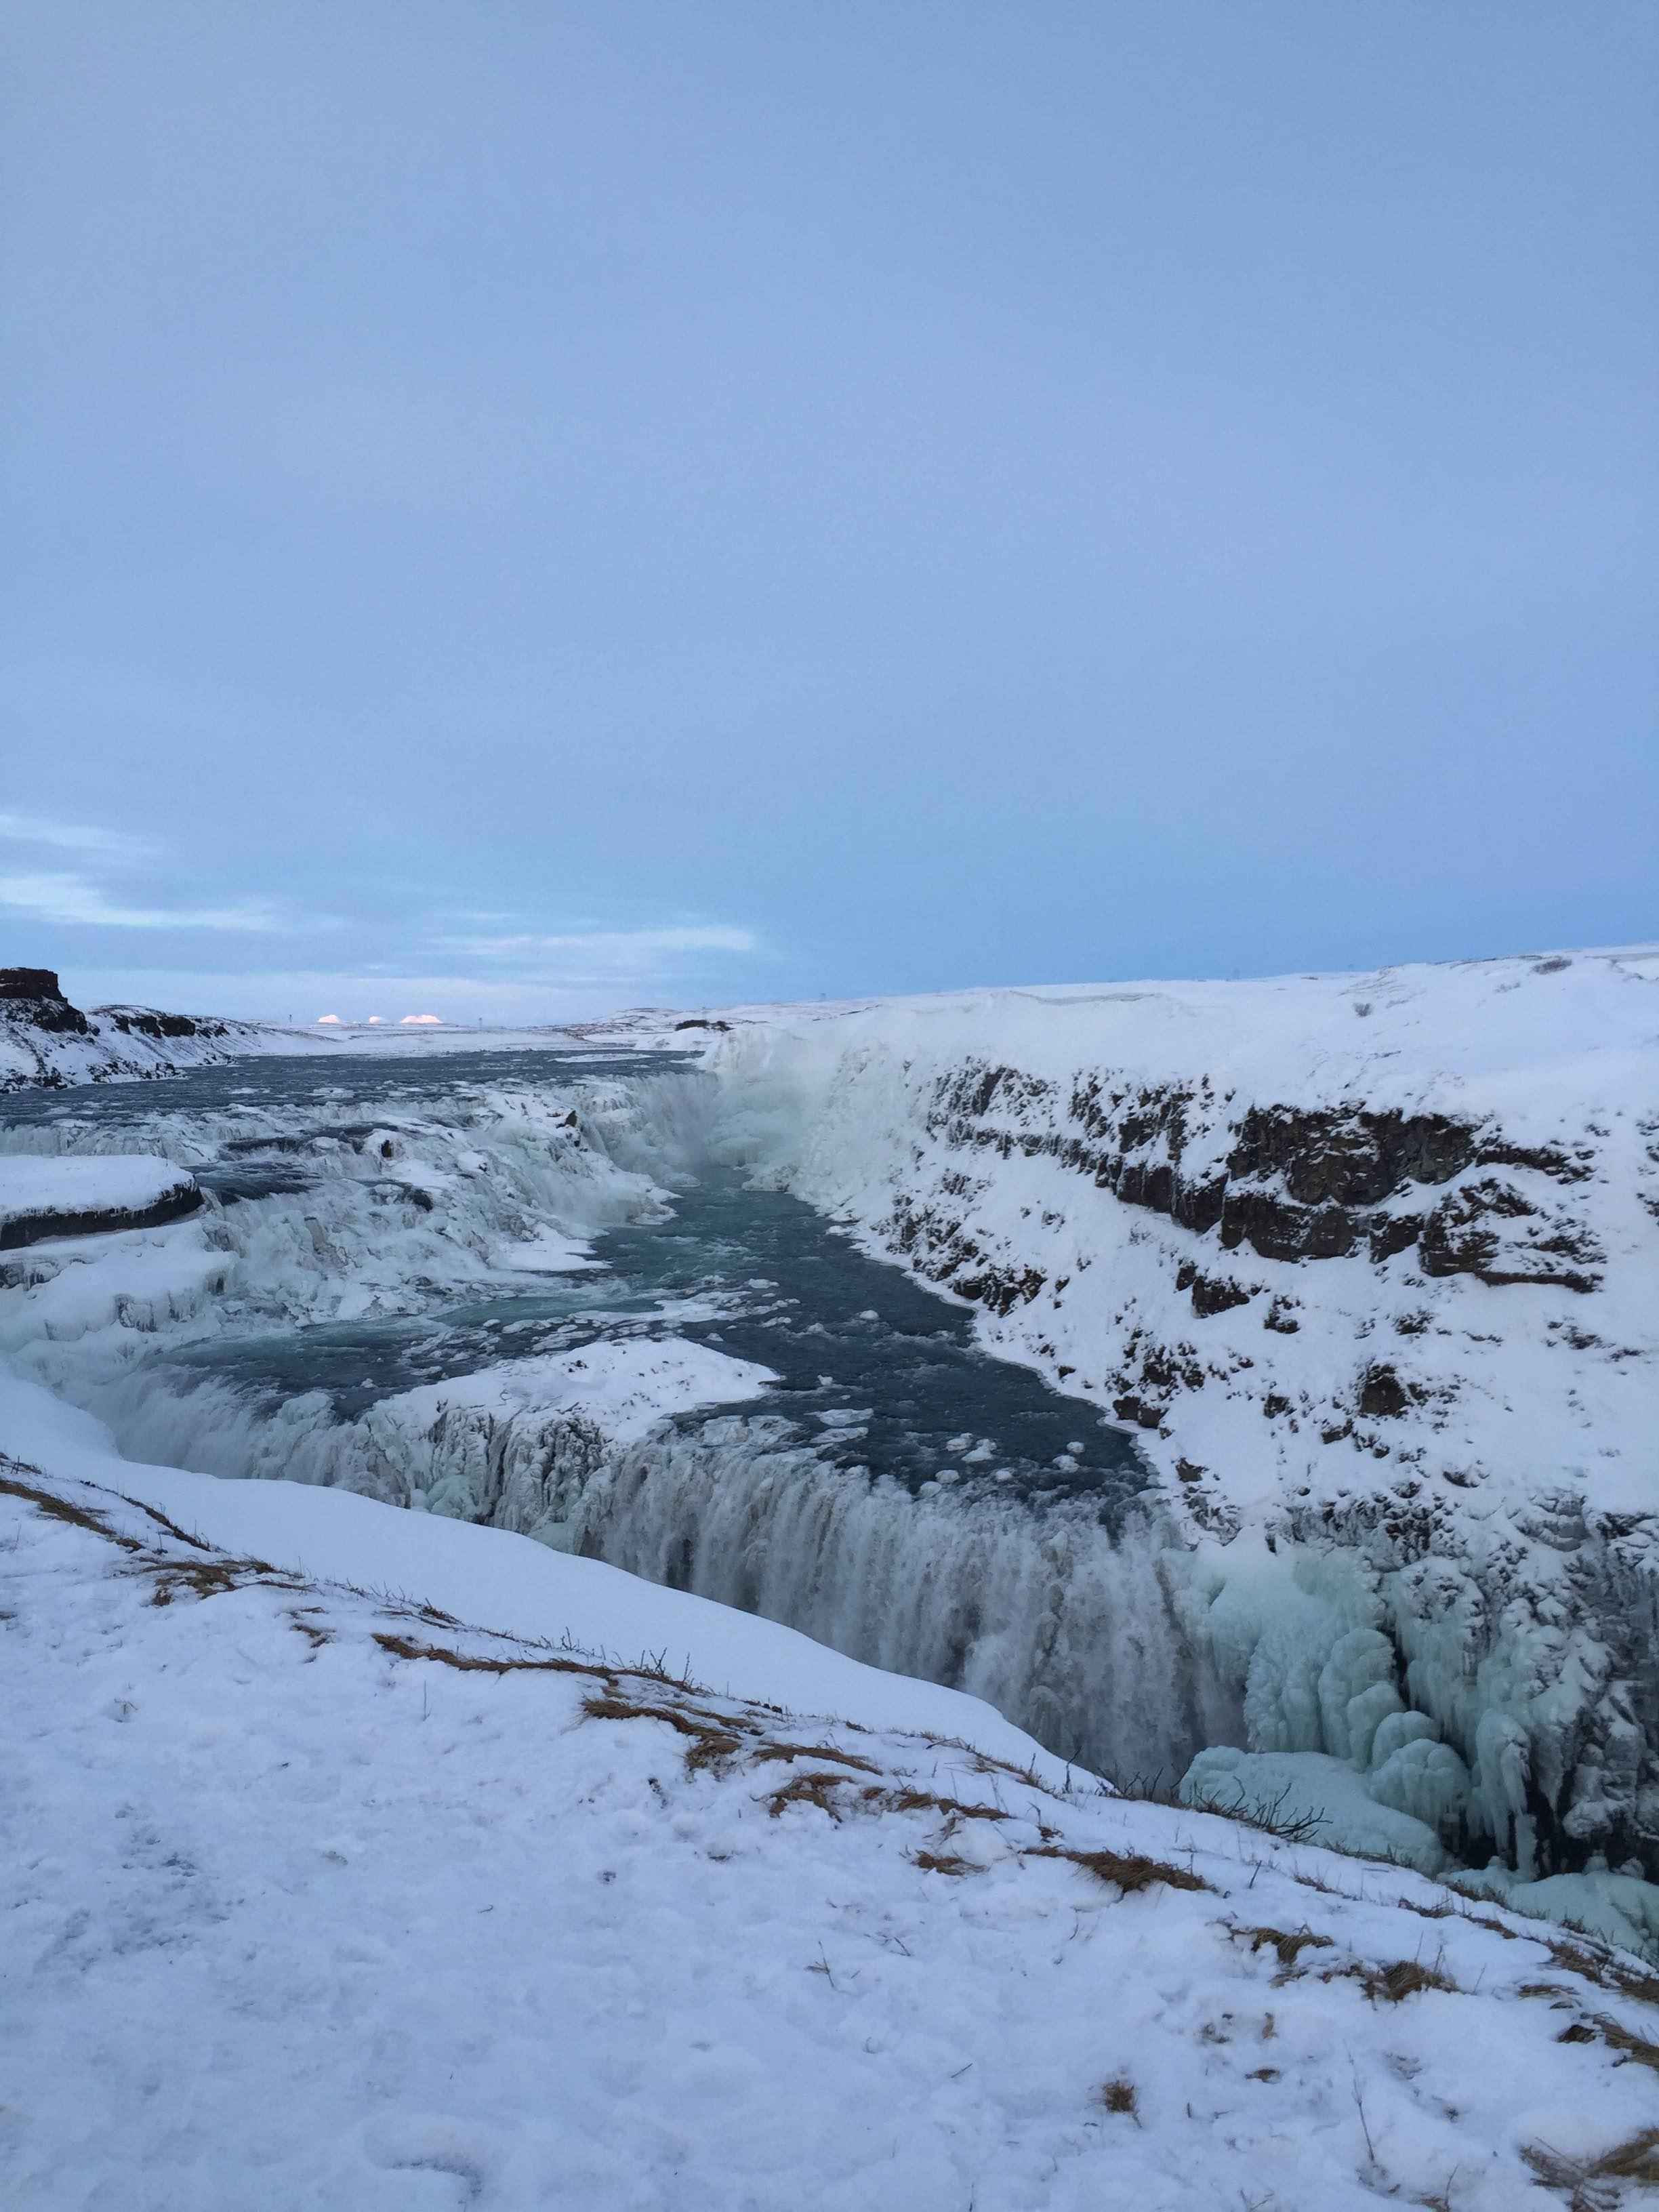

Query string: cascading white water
0 1048 1309 1793
586 1418 1236 1780
87 1349 1234 1783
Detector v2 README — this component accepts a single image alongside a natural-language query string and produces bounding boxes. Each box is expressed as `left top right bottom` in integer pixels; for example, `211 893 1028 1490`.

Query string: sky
3 3 1654 1024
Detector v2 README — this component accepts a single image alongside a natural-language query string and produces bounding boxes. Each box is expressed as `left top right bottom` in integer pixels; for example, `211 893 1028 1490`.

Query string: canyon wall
701 949 1659 1889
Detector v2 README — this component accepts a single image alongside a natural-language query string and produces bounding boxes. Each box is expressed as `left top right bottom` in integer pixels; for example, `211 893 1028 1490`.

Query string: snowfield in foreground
5 1450 1659 2209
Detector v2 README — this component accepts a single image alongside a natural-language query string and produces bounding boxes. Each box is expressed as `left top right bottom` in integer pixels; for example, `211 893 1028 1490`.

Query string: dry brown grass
1545 1938 1659 2010
1099 2078 1137 2115
114 1492 215 1551
2 1465 295 1607
1521 2125 1659 2209
764 1771 853 1819
379 1630 598 1678
914 1735 1056 1795
581 1694 745 1774
752 1741 880 1775
1229 1924 1334 1975
148 1555 289 1603
912 1850 980 1877
1025 1844 1210 1897
0 1469 144 1551
885 1788 1010 1825
1576 2013 1659 2074
1386 1883 1521 1942
1329 1957 1458 2005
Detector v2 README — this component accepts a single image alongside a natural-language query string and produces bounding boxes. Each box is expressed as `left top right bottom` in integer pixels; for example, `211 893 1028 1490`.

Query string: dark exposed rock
930 1059 1605 1287
0 1183 203 1250
94 1004 225 1042
952 1263 1047 1316
1225 1104 1476 1206
1357 1364 1412 1419
0 966 70 1002
1368 1212 1424 1263
1218 1189 1355 1262
886 1191 1046 1316
1419 1181 1603 1293
0 967 89 1035
1187 1271 1254 1317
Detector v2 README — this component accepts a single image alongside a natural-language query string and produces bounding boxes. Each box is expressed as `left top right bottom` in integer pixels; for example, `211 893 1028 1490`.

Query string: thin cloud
0 872 281 933
67 968 708 1025
0 813 152 857
445 925 759 966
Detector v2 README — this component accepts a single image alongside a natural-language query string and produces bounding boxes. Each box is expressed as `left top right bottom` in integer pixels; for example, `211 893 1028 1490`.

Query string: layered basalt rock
1 967 247 1090
0 967 90 1036
925 1065 1604 1293
95 1004 228 1043
0 1180 203 1250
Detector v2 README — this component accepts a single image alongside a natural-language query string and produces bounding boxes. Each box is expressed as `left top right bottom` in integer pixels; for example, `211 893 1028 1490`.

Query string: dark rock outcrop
925 1063 1603 1292
94 1004 226 1042
0 1182 203 1250
0 968 89 1035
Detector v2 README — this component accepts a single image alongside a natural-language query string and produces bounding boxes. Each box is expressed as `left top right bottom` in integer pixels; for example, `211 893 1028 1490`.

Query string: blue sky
3 3 1654 1022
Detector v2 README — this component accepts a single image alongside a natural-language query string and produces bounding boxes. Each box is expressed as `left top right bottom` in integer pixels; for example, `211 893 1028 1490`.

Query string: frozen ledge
0 1155 203 1250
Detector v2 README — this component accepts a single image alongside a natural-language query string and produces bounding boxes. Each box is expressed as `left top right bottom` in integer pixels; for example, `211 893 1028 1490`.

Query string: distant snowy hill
0 967 261 1091
0 968 614 1091
5 1424 1658 2211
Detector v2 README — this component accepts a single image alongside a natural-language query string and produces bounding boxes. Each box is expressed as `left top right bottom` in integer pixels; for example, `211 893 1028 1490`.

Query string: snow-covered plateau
4 943 1659 2201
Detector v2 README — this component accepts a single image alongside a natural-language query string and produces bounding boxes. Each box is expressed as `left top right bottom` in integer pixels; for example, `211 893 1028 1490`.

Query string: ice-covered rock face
696 949 1659 1890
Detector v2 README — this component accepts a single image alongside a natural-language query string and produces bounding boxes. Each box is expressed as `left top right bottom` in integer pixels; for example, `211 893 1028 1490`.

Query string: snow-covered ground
6 1424 1659 2210
0 975 274 1092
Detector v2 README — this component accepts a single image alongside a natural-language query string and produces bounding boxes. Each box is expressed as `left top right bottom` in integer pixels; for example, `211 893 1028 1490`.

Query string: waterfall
584 1418 1235 1782
87 1354 1233 1783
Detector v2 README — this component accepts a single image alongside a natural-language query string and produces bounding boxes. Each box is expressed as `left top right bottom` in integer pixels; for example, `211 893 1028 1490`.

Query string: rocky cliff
0 968 246 1091
700 949 1659 1908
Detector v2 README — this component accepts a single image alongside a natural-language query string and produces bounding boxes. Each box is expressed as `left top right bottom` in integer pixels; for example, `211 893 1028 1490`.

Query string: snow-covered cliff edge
0 967 260 1091
700 949 1659 1904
